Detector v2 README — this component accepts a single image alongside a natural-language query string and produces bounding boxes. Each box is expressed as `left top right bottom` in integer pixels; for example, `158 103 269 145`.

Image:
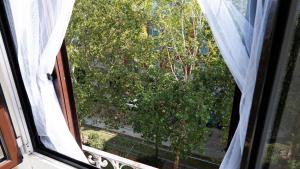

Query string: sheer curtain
197 0 251 90
5 0 88 162
197 0 273 169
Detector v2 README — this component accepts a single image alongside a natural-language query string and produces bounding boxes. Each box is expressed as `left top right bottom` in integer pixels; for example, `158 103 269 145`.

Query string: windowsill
14 153 76 169
14 147 158 169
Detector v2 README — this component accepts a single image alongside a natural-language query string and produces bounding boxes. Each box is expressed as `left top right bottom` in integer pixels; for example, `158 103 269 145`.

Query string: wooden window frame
0 86 21 169
52 43 82 147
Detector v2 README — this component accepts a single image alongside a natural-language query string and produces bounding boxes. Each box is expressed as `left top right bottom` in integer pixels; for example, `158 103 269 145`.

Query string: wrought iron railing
83 145 158 169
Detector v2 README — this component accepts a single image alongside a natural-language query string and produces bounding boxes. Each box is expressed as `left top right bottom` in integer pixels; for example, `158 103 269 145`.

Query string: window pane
0 136 6 162
259 16 300 169
0 87 8 163
260 88 300 169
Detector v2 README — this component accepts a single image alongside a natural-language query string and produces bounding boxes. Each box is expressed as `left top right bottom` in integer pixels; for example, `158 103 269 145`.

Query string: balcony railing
83 145 158 169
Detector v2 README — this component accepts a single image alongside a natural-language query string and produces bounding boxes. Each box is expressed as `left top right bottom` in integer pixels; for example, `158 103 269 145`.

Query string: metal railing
83 145 158 169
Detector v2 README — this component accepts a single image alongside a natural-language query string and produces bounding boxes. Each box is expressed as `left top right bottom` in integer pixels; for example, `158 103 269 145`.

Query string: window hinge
16 136 32 154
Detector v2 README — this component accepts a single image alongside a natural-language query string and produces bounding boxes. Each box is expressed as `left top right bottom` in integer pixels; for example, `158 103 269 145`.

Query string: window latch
47 73 53 81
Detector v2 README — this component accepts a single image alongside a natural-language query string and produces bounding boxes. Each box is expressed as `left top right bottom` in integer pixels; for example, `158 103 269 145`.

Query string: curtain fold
6 0 88 163
197 0 252 90
197 0 273 169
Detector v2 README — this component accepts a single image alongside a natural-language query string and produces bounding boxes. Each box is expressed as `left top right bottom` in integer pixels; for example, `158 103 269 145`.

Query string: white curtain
197 0 273 169
197 0 252 90
5 0 88 163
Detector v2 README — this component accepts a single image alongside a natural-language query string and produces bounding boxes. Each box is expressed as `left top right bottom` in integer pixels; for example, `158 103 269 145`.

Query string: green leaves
66 0 234 160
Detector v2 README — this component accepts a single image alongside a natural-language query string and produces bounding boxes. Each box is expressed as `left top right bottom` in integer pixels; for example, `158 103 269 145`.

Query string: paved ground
203 128 225 160
82 127 220 169
85 117 225 160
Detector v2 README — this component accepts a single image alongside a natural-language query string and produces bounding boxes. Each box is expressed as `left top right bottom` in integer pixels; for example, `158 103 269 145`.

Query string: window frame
0 2 23 168
240 0 298 169
0 85 21 169
52 44 82 147
0 1 97 169
226 85 241 150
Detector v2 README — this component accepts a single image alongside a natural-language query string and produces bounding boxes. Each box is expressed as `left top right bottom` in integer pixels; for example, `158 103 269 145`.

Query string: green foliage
66 0 234 163
66 0 155 125
84 131 106 150
288 160 300 169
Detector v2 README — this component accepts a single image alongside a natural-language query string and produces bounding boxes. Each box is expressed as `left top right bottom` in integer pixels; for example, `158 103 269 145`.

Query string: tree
66 0 156 126
129 68 173 165
135 75 210 168
66 0 234 168
129 1 234 168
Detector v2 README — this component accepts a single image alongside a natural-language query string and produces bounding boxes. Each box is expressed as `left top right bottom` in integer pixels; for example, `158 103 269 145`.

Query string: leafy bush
82 130 106 150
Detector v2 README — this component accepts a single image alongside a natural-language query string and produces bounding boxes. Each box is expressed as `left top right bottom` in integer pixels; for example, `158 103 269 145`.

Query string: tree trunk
288 139 296 160
155 137 159 163
154 117 159 165
173 151 180 169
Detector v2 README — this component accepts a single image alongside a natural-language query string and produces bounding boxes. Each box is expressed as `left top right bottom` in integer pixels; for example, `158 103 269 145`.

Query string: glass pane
260 88 300 169
259 16 300 169
0 137 6 162
0 88 7 162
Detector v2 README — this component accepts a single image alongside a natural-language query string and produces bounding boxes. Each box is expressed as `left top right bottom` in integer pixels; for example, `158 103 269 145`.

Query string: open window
64 0 240 168
2 0 239 168
0 0 299 169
